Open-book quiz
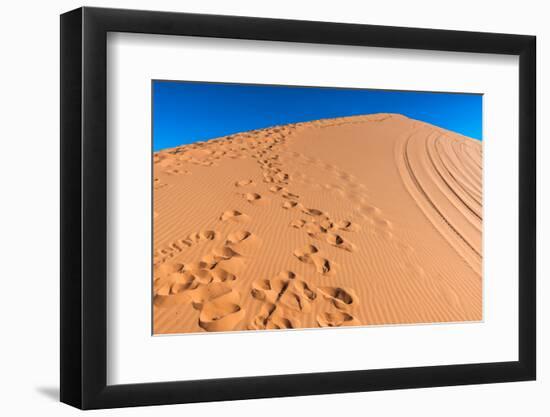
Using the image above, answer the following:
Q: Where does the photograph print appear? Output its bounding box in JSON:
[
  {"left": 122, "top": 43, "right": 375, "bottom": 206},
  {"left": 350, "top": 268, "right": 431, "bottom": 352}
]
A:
[{"left": 152, "top": 81, "right": 483, "bottom": 335}]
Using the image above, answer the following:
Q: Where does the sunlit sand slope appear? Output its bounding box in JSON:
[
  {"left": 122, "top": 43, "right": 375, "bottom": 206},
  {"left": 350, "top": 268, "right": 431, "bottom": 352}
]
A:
[{"left": 153, "top": 113, "right": 482, "bottom": 334}]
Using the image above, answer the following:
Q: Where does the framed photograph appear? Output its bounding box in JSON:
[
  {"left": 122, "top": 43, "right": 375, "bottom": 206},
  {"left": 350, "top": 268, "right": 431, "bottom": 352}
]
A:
[{"left": 60, "top": 6, "right": 536, "bottom": 409}]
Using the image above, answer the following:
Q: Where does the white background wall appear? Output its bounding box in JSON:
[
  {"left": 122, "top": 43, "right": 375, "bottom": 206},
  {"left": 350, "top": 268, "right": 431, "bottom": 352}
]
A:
[{"left": 0, "top": 0, "right": 545, "bottom": 415}]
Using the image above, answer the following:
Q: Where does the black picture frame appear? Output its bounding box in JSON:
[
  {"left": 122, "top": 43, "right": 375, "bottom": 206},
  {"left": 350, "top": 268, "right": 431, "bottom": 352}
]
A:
[{"left": 60, "top": 6, "right": 536, "bottom": 410}]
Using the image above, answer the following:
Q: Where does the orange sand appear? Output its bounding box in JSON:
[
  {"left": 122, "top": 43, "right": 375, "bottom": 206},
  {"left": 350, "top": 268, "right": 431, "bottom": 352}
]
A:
[{"left": 153, "top": 114, "right": 482, "bottom": 334}]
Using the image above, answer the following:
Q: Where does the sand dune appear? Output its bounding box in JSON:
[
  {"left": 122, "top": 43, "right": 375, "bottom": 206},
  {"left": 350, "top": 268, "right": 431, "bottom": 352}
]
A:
[{"left": 153, "top": 113, "right": 482, "bottom": 334}]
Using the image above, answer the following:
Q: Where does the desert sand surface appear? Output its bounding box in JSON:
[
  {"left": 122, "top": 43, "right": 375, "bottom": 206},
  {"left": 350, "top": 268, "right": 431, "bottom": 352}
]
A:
[{"left": 153, "top": 113, "right": 482, "bottom": 334}]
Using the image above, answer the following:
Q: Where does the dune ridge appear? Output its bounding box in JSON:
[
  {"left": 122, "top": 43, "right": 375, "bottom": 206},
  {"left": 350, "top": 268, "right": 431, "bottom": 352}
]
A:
[{"left": 153, "top": 113, "right": 482, "bottom": 334}]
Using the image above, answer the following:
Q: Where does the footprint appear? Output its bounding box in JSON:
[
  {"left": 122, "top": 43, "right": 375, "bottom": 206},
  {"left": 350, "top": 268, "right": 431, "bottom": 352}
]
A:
[
  {"left": 243, "top": 193, "right": 267, "bottom": 205},
  {"left": 293, "top": 245, "right": 334, "bottom": 276},
  {"left": 249, "top": 274, "right": 317, "bottom": 329},
  {"left": 250, "top": 279, "right": 273, "bottom": 299},
  {"left": 194, "top": 239, "right": 244, "bottom": 274},
  {"left": 317, "top": 311, "right": 356, "bottom": 327},
  {"left": 301, "top": 207, "right": 326, "bottom": 217},
  {"left": 166, "top": 168, "right": 190, "bottom": 175},
  {"left": 293, "top": 244, "right": 319, "bottom": 262},
  {"left": 282, "top": 200, "right": 299, "bottom": 209},
  {"left": 212, "top": 246, "right": 240, "bottom": 261},
  {"left": 194, "top": 245, "right": 245, "bottom": 276},
  {"left": 278, "top": 282, "right": 317, "bottom": 313},
  {"left": 374, "top": 218, "right": 393, "bottom": 230},
  {"left": 193, "top": 269, "right": 215, "bottom": 285},
  {"left": 347, "top": 192, "right": 367, "bottom": 204},
  {"left": 290, "top": 219, "right": 306, "bottom": 229},
  {"left": 275, "top": 172, "right": 290, "bottom": 183},
  {"left": 276, "top": 270, "right": 299, "bottom": 280},
  {"left": 156, "top": 259, "right": 246, "bottom": 299},
  {"left": 337, "top": 172, "right": 357, "bottom": 182},
  {"left": 198, "top": 299, "right": 245, "bottom": 332},
  {"left": 225, "top": 231, "right": 259, "bottom": 255},
  {"left": 169, "top": 271, "right": 200, "bottom": 294},
  {"left": 310, "top": 256, "right": 333, "bottom": 276},
  {"left": 269, "top": 185, "right": 285, "bottom": 193},
  {"left": 226, "top": 230, "right": 252, "bottom": 245},
  {"left": 249, "top": 302, "right": 299, "bottom": 330},
  {"left": 289, "top": 280, "right": 317, "bottom": 304},
  {"left": 281, "top": 191, "right": 300, "bottom": 200},
  {"left": 303, "top": 223, "right": 327, "bottom": 239},
  {"left": 186, "top": 282, "right": 237, "bottom": 309},
  {"left": 318, "top": 286, "right": 358, "bottom": 311},
  {"left": 318, "top": 218, "right": 334, "bottom": 230},
  {"left": 153, "top": 178, "right": 169, "bottom": 190},
  {"left": 334, "top": 220, "right": 360, "bottom": 232},
  {"left": 183, "top": 284, "right": 245, "bottom": 332},
  {"left": 213, "top": 254, "right": 246, "bottom": 275},
  {"left": 153, "top": 263, "right": 187, "bottom": 296},
  {"left": 326, "top": 233, "right": 356, "bottom": 252},
  {"left": 234, "top": 179, "right": 256, "bottom": 187},
  {"left": 154, "top": 262, "right": 184, "bottom": 277},
  {"left": 220, "top": 210, "right": 250, "bottom": 223},
  {"left": 359, "top": 205, "right": 381, "bottom": 217},
  {"left": 211, "top": 268, "right": 237, "bottom": 283},
  {"left": 185, "top": 259, "right": 216, "bottom": 272},
  {"left": 187, "top": 230, "right": 217, "bottom": 243},
  {"left": 153, "top": 237, "right": 197, "bottom": 264}
]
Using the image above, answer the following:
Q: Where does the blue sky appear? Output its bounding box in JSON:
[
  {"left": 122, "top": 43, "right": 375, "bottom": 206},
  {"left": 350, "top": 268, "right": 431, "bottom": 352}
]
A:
[{"left": 152, "top": 81, "right": 482, "bottom": 151}]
